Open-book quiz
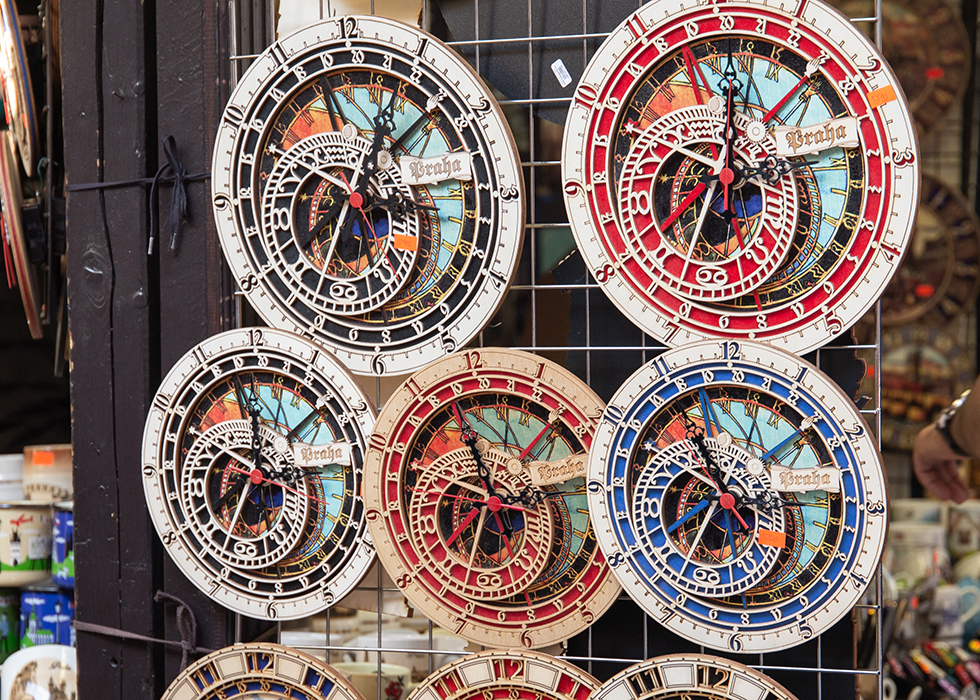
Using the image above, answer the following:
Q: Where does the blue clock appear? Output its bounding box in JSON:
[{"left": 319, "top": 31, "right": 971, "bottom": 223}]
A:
[{"left": 587, "top": 339, "right": 887, "bottom": 652}]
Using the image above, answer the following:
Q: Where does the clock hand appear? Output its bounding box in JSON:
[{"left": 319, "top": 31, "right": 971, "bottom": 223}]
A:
[
  {"left": 689, "top": 428, "right": 750, "bottom": 529},
  {"left": 284, "top": 396, "right": 331, "bottom": 443},
  {"left": 408, "top": 487, "right": 525, "bottom": 511},
  {"left": 661, "top": 181, "right": 708, "bottom": 230},
  {"left": 225, "top": 479, "right": 255, "bottom": 536},
  {"left": 295, "top": 189, "right": 347, "bottom": 250},
  {"left": 677, "top": 181, "right": 719, "bottom": 281},
  {"left": 389, "top": 92, "right": 445, "bottom": 154},
  {"left": 741, "top": 156, "right": 818, "bottom": 184},
  {"left": 680, "top": 45, "right": 720, "bottom": 161},
  {"left": 761, "top": 55, "right": 825, "bottom": 123},
  {"left": 518, "top": 421, "right": 553, "bottom": 461},
  {"left": 721, "top": 37, "right": 740, "bottom": 214},
  {"left": 224, "top": 463, "right": 330, "bottom": 507},
  {"left": 666, "top": 499, "right": 710, "bottom": 535},
  {"left": 678, "top": 500, "right": 719, "bottom": 577},
  {"left": 445, "top": 506, "right": 482, "bottom": 547},
  {"left": 463, "top": 432, "right": 500, "bottom": 499},
  {"left": 215, "top": 473, "right": 249, "bottom": 510},
  {"left": 759, "top": 415, "right": 818, "bottom": 462}
]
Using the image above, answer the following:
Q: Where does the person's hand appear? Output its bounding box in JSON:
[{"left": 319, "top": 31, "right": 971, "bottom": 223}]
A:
[{"left": 912, "top": 423, "right": 971, "bottom": 503}]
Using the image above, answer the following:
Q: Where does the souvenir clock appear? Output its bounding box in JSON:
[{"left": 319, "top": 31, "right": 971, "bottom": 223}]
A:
[
  {"left": 829, "top": 0, "right": 971, "bottom": 136},
  {"left": 587, "top": 339, "right": 887, "bottom": 653},
  {"left": 878, "top": 173, "right": 980, "bottom": 329},
  {"left": 592, "top": 654, "right": 800, "bottom": 700},
  {"left": 212, "top": 16, "right": 524, "bottom": 376},
  {"left": 562, "top": 0, "right": 918, "bottom": 354},
  {"left": 407, "top": 649, "right": 600, "bottom": 700},
  {"left": 0, "top": 133, "right": 40, "bottom": 338},
  {"left": 159, "top": 643, "right": 365, "bottom": 700},
  {"left": 873, "top": 325, "right": 974, "bottom": 451},
  {"left": 363, "top": 348, "right": 620, "bottom": 648},
  {"left": 141, "top": 327, "right": 376, "bottom": 620},
  {"left": 0, "top": 0, "right": 38, "bottom": 175}
]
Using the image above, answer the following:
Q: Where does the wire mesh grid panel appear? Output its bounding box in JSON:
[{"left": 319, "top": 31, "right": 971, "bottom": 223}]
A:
[{"left": 215, "top": 1, "right": 944, "bottom": 699}]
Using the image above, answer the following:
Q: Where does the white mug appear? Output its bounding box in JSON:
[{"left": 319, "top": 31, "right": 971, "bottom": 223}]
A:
[{"left": 931, "top": 583, "right": 980, "bottom": 642}]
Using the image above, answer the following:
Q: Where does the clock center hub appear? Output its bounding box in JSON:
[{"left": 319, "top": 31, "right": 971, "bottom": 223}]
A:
[
  {"left": 249, "top": 468, "right": 264, "bottom": 485},
  {"left": 486, "top": 495, "right": 503, "bottom": 512},
  {"left": 349, "top": 192, "right": 364, "bottom": 210},
  {"left": 719, "top": 492, "right": 736, "bottom": 510}
]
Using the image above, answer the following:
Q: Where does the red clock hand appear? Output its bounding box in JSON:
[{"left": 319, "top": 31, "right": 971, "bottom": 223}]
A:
[
  {"left": 661, "top": 182, "right": 708, "bottom": 229},
  {"left": 225, "top": 464, "right": 329, "bottom": 507},
  {"left": 409, "top": 488, "right": 526, "bottom": 511},
  {"left": 518, "top": 422, "right": 553, "bottom": 461},
  {"left": 446, "top": 506, "right": 482, "bottom": 547},
  {"left": 761, "top": 56, "right": 824, "bottom": 123}
]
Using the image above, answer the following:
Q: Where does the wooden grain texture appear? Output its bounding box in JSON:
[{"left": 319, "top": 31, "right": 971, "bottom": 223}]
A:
[
  {"left": 62, "top": 0, "right": 157, "bottom": 697},
  {"left": 153, "top": 0, "right": 238, "bottom": 681}
]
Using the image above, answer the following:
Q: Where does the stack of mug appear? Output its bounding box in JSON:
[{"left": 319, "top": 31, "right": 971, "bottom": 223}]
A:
[{"left": 0, "top": 444, "right": 74, "bottom": 669}]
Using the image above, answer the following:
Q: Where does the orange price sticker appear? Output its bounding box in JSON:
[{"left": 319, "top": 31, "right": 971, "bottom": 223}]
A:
[
  {"left": 393, "top": 234, "right": 418, "bottom": 252},
  {"left": 758, "top": 528, "right": 787, "bottom": 548},
  {"left": 32, "top": 450, "right": 55, "bottom": 466},
  {"left": 867, "top": 85, "right": 897, "bottom": 108}
]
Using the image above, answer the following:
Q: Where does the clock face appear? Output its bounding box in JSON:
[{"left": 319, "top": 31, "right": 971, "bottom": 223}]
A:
[
  {"left": 871, "top": 325, "right": 974, "bottom": 451},
  {"left": 0, "top": 133, "right": 40, "bottom": 339},
  {"left": 587, "top": 339, "right": 887, "bottom": 653},
  {"left": 878, "top": 173, "right": 980, "bottom": 328},
  {"left": 829, "top": 0, "right": 971, "bottom": 136},
  {"left": 141, "top": 327, "right": 377, "bottom": 620},
  {"left": 363, "top": 348, "right": 620, "bottom": 648},
  {"left": 562, "top": 0, "right": 918, "bottom": 354},
  {"left": 160, "top": 643, "right": 366, "bottom": 700},
  {"left": 212, "top": 15, "right": 524, "bottom": 376},
  {"left": 407, "top": 649, "right": 600, "bottom": 700},
  {"left": 592, "top": 654, "right": 799, "bottom": 700},
  {"left": 0, "top": 0, "right": 38, "bottom": 175}
]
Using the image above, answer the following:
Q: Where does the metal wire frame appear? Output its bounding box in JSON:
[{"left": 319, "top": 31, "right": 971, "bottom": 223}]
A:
[{"left": 217, "top": 1, "right": 980, "bottom": 698}]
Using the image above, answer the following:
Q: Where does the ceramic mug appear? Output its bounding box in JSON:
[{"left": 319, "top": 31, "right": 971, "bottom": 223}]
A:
[
  {"left": 332, "top": 662, "right": 410, "bottom": 700},
  {"left": 885, "top": 522, "right": 949, "bottom": 588},
  {"left": 0, "top": 643, "right": 76, "bottom": 700}
]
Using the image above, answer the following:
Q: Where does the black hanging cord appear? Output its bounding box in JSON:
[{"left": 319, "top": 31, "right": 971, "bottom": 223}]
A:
[{"left": 65, "top": 134, "right": 209, "bottom": 255}]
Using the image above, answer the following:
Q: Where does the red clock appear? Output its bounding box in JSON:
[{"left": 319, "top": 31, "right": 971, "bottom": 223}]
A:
[{"left": 362, "top": 348, "right": 620, "bottom": 649}]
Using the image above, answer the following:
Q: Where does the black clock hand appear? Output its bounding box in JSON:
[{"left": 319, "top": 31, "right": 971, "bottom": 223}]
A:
[
  {"left": 295, "top": 189, "right": 348, "bottom": 250},
  {"left": 389, "top": 92, "right": 444, "bottom": 154},
  {"left": 688, "top": 426, "right": 751, "bottom": 529},
  {"left": 741, "top": 156, "right": 817, "bottom": 184}
]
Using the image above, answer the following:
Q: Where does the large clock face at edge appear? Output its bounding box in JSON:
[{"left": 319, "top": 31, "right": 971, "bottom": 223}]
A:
[
  {"left": 562, "top": 0, "right": 918, "bottom": 354},
  {"left": 141, "top": 327, "right": 377, "bottom": 620},
  {"left": 587, "top": 339, "right": 887, "bottom": 653},
  {"left": 212, "top": 15, "right": 525, "bottom": 376}
]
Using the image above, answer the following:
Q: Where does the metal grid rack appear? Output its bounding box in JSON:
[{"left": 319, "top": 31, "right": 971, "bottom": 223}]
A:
[{"left": 218, "top": 1, "right": 978, "bottom": 698}]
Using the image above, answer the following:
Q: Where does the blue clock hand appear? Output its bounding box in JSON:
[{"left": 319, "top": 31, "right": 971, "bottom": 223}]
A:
[{"left": 666, "top": 499, "right": 710, "bottom": 535}]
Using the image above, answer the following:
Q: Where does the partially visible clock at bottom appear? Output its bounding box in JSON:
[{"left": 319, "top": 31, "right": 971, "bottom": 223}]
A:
[
  {"left": 591, "top": 655, "right": 800, "bottom": 700},
  {"left": 159, "top": 643, "right": 366, "bottom": 700}
]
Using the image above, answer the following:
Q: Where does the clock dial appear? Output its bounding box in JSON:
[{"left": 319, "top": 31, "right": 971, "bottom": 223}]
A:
[
  {"left": 0, "top": 133, "right": 41, "bottom": 338},
  {"left": 872, "top": 325, "right": 974, "bottom": 451},
  {"left": 213, "top": 15, "right": 524, "bottom": 375},
  {"left": 878, "top": 173, "right": 980, "bottom": 328},
  {"left": 0, "top": 0, "right": 38, "bottom": 175},
  {"left": 363, "top": 348, "right": 620, "bottom": 648},
  {"left": 141, "top": 327, "right": 377, "bottom": 620},
  {"left": 587, "top": 339, "right": 887, "bottom": 652},
  {"left": 829, "top": 0, "right": 971, "bottom": 136},
  {"left": 407, "top": 649, "right": 600, "bottom": 700},
  {"left": 592, "top": 654, "right": 800, "bottom": 700},
  {"left": 562, "top": 0, "right": 918, "bottom": 354},
  {"left": 159, "top": 642, "right": 366, "bottom": 700}
]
